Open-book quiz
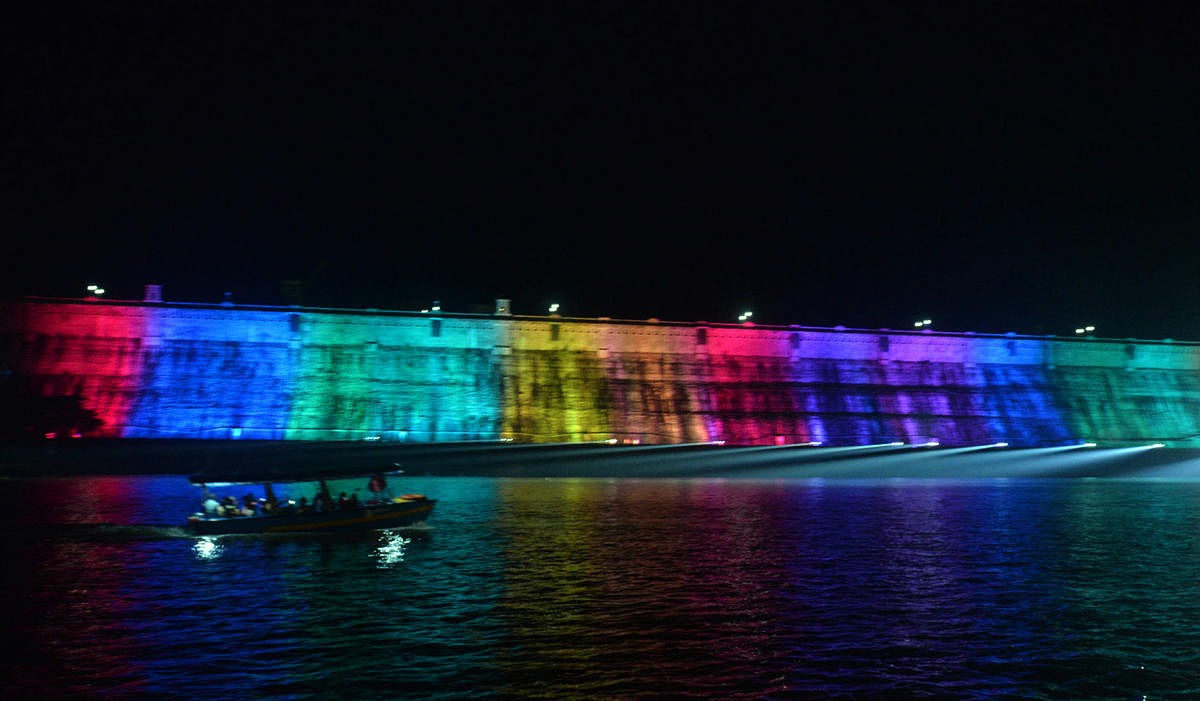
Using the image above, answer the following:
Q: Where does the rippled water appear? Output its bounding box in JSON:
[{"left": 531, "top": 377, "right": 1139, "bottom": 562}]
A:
[{"left": 2, "top": 475, "right": 1200, "bottom": 699}]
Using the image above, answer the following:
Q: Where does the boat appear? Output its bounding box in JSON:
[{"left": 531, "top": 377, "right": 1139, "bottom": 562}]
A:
[{"left": 185, "top": 470, "right": 435, "bottom": 535}]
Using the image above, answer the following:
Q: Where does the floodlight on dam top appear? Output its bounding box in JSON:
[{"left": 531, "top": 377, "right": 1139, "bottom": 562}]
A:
[
  {"left": 86, "top": 284, "right": 105, "bottom": 296},
  {"left": 738, "top": 311, "right": 753, "bottom": 322},
  {"left": 1075, "top": 325, "right": 1096, "bottom": 335},
  {"left": 549, "top": 303, "right": 560, "bottom": 313},
  {"left": 914, "top": 319, "right": 932, "bottom": 328}
]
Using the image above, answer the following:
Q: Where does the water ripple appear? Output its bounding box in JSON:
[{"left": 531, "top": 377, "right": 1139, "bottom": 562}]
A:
[{"left": 2, "top": 477, "right": 1200, "bottom": 698}]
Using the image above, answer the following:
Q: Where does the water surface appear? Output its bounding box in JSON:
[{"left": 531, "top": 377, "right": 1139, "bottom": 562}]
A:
[{"left": 2, "top": 475, "right": 1199, "bottom": 699}]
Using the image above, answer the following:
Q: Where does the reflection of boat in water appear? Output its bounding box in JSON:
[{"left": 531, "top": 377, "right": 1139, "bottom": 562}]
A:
[{"left": 185, "top": 470, "right": 435, "bottom": 536}]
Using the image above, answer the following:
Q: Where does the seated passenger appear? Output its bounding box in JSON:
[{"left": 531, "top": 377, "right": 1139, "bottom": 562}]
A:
[
  {"left": 203, "top": 494, "right": 221, "bottom": 516},
  {"left": 368, "top": 473, "right": 387, "bottom": 502},
  {"left": 338, "top": 492, "right": 350, "bottom": 510},
  {"left": 297, "top": 496, "right": 310, "bottom": 514},
  {"left": 348, "top": 492, "right": 360, "bottom": 510}
]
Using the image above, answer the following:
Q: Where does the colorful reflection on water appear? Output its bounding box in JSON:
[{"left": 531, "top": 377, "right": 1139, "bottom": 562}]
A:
[{"left": 1, "top": 475, "right": 1199, "bottom": 698}]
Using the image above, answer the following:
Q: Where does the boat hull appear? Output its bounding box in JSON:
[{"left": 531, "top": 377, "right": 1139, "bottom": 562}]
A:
[{"left": 188, "top": 499, "right": 436, "bottom": 535}]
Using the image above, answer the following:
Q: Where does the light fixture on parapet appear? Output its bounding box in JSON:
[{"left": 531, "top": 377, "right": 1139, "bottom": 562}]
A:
[
  {"left": 706, "top": 443, "right": 914, "bottom": 478},
  {"left": 772, "top": 436, "right": 823, "bottom": 446},
  {"left": 1074, "top": 325, "right": 1096, "bottom": 335},
  {"left": 967, "top": 442, "right": 1009, "bottom": 450},
  {"left": 738, "top": 310, "right": 753, "bottom": 322},
  {"left": 86, "top": 284, "right": 105, "bottom": 296},
  {"left": 936, "top": 441, "right": 1012, "bottom": 455},
  {"left": 1111, "top": 442, "right": 1168, "bottom": 451},
  {"left": 913, "top": 319, "right": 932, "bottom": 328},
  {"left": 1020, "top": 443, "right": 1096, "bottom": 453},
  {"left": 817, "top": 442, "right": 909, "bottom": 452},
  {"left": 612, "top": 440, "right": 721, "bottom": 452},
  {"left": 746, "top": 441, "right": 901, "bottom": 455},
  {"left": 549, "top": 303, "right": 560, "bottom": 314}
]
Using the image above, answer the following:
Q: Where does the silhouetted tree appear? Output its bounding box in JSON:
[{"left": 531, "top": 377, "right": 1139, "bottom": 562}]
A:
[{"left": 0, "top": 373, "right": 103, "bottom": 440}]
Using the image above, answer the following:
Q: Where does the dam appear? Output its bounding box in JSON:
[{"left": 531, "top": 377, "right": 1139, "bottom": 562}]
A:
[{"left": 3, "top": 295, "right": 1200, "bottom": 448}]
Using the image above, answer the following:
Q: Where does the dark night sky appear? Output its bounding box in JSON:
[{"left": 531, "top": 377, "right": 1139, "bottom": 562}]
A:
[{"left": 5, "top": 2, "right": 1200, "bottom": 339}]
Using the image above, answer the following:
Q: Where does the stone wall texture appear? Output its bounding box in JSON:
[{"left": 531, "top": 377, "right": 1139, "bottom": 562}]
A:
[{"left": 4, "top": 299, "right": 1200, "bottom": 446}]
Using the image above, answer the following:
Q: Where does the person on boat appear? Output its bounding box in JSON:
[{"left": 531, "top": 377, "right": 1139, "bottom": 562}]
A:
[
  {"left": 203, "top": 493, "right": 221, "bottom": 516},
  {"left": 348, "top": 491, "right": 360, "bottom": 510},
  {"left": 338, "top": 492, "right": 350, "bottom": 510},
  {"left": 242, "top": 494, "right": 258, "bottom": 516},
  {"left": 312, "top": 491, "right": 328, "bottom": 512},
  {"left": 222, "top": 496, "right": 240, "bottom": 517},
  {"left": 297, "top": 496, "right": 310, "bottom": 514},
  {"left": 368, "top": 473, "right": 387, "bottom": 502}
]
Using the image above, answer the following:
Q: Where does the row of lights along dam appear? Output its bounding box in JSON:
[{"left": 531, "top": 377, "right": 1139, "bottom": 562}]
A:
[{"left": 81, "top": 284, "right": 1118, "bottom": 339}]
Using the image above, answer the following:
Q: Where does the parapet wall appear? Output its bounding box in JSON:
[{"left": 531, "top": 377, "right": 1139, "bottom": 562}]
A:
[{"left": 3, "top": 299, "right": 1199, "bottom": 446}]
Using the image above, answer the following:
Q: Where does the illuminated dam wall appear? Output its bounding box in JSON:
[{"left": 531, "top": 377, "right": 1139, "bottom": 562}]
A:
[{"left": 3, "top": 298, "right": 1200, "bottom": 447}]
